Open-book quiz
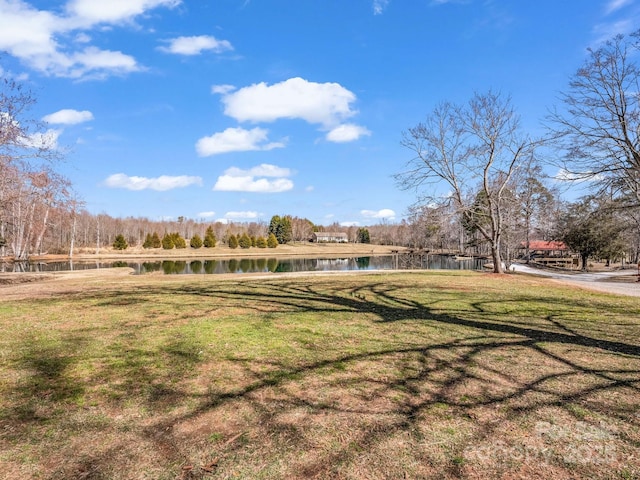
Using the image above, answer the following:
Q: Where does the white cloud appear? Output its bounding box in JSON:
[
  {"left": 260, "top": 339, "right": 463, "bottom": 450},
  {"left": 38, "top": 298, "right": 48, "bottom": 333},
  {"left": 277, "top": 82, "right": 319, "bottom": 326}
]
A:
[
  {"left": 74, "top": 32, "right": 91, "bottom": 43},
  {"left": 605, "top": 0, "right": 633, "bottom": 14},
  {"left": 214, "top": 176, "right": 293, "bottom": 193},
  {"left": 197, "top": 211, "right": 216, "bottom": 218},
  {"left": 220, "top": 77, "right": 358, "bottom": 127},
  {"left": 305, "top": 185, "right": 314, "bottom": 192},
  {"left": 591, "top": 19, "right": 635, "bottom": 47},
  {"left": 373, "top": 0, "right": 389, "bottom": 15},
  {"left": 326, "top": 123, "right": 371, "bottom": 143},
  {"left": 224, "top": 164, "right": 292, "bottom": 178},
  {"left": 43, "top": 109, "right": 94, "bottom": 125},
  {"left": 22, "top": 128, "right": 62, "bottom": 150},
  {"left": 211, "top": 84, "right": 236, "bottom": 95},
  {"left": 361, "top": 208, "right": 396, "bottom": 220},
  {"left": 213, "top": 163, "right": 294, "bottom": 193},
  {"left": 553, "top": 168, "right": 601, "bottom": 183},
  {"left": 0, "top": 0, "right": 178, "bottom": 79},
  {"left": 340, "top": 221, "right": 360, "bottom": 227},
  {"left": 65, "top": 0, "right": 180, "bottom": 24},
  {"left": 104, "top": 173, "right": 203, "bottom": 191},
  {"left": 158, "top": 35, "right": 233, "bottom": 55},
  {"left": 224, "top": 211, "right": 259, "bottom": 219},
  {"left": 196, "top": 126, "right": 286, "bottom": 156},
  {"left": 0, "top": 2, "right": 62, "bottom": 72},
  {"left": 70, "top": 47, "right": 139, "bottom": 77}
]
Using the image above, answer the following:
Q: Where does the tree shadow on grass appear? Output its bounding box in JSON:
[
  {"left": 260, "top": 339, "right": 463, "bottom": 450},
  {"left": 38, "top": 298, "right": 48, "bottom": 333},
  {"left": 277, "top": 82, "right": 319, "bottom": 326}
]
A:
[
  {"left": 4, "top": 275, "right": 640, "bottom": 479},
  {"left": 8, "top": 334, "right": 88, "bottom": 424},
  {"left": 101, "top": 278, "right": 637, "bottom": 478}
]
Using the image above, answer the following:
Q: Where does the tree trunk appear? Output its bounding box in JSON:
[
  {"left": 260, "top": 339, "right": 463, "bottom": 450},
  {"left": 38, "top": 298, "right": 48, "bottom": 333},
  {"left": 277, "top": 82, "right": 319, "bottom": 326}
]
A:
[
  {"left": 34, "top": 207, "right": 50, "bottom": 255},
  {"left": 70, "top": 214, "right": 77, "bottom": 259},
  {"left": 491, "top": 244, "right": 504, "bottom": 274},
  {"left": 96, "top": 217, "right": 101, "bottom": 254}
]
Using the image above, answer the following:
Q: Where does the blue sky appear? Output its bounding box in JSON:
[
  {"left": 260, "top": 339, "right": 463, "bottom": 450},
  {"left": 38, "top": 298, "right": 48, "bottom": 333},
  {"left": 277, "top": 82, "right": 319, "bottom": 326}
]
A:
[{"left": 1, "top": 0, "right": 637, "bottom": 226}]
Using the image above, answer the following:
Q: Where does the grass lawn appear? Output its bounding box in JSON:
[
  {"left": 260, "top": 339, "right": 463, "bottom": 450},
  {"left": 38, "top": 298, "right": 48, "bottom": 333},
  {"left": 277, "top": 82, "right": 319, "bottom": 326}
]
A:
[{"left": 0, "top": 270, "right": 639, "bottom": 479}]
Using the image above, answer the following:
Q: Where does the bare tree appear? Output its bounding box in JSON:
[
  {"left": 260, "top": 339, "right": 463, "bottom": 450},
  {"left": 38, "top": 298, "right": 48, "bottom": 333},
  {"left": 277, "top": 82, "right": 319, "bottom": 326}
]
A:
[
  {"left": 548, "top": 30, "right": 640, "bottom": 206},
  {"left": 513, "top": 158, "right": 557, "bottom": 262},
  {"left": 397, "top": 91, "right": 539, "bottom": 273},
  {"left": 290, "top": 216, "right": 314, "bottom": 242},
  {"left": 1, "top": 74, "right": 72, "bottom": 260}
]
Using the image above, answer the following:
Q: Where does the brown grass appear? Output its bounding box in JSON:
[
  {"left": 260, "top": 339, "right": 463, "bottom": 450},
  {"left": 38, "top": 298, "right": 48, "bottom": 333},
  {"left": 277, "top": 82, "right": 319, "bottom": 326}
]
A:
[{"left": 0, "top": 270, "right": 638, "bottom": 479}]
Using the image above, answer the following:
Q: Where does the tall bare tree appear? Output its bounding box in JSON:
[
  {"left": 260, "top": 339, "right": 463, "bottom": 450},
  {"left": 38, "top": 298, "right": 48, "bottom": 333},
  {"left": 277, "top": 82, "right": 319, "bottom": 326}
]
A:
[
  {"left": 398, "top": 91, "right": 539, "bottom": 273},
  {"left": 1, "top": 73, "right": 70, "bottom": 260},
  {"left": 514, "top": 159, "right": 557, "bottom": 261},
  {"left": 548, "top": 30, "right": 640, "bottom": 206}
]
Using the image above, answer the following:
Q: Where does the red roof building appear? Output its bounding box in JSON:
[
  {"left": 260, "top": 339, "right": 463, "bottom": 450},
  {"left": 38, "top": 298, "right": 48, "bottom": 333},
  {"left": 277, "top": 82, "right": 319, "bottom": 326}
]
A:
[{"left": 524, "top": 240, "right": 567, "bottom": 252}]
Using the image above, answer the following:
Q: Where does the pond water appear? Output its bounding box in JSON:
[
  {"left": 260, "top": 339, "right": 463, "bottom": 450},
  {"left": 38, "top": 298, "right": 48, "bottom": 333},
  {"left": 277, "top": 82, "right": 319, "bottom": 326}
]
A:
[{"left": 2, "top": 254, "right": 488, "bottom": 274}]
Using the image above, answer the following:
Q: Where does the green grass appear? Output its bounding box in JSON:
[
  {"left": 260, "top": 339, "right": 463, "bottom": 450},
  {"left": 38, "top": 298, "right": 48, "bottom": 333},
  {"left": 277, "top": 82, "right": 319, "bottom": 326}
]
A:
[{"left": 0, "top": 270, "right": 639, "bottom": 479}]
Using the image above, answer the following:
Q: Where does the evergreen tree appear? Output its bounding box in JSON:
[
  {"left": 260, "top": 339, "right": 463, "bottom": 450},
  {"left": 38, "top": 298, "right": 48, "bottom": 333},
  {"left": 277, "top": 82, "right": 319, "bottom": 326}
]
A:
[
  {"left": 113, "top": 234, "right": 128, "bottom": 250},
  {"left": 228, "top": 234, "right": 238, "bottom": 249},
  {"left": 190, "top": 234, "right": 203, "bottom": 249},
  {"left": 151, "top": 232, "right": 162, "bottom": 248},
  {"left": 142, "top": 233, "right": 153, "bottom": 249},
  {"left": 256, "top": 236, "right": 267, "bottom": 248},
  {"left": 162, "top": 233, "right": 174, "bottom": 249},
  {"left": 267, "top": 233, "right": 278, "bottom": 248},
  {"left": 238, "top": 233, "right": 252, "bottom": 249},
  {"left": 268, "top": 215, "right": 292, "bottom": 244},
  {"left": 356, "top": 228, "right": 371, "bottom": 244},
  {"left": 268, "top": 215, "right": 281, "bottom": 238},
  {"left": 279, "top": 215, "right": 293, "bottom": 243},
  {"left": 171, "top": 232, "right": 187, "bottom": 249},
  {"left": 203, "top": 226, "right": 217, "bottom": 248}
]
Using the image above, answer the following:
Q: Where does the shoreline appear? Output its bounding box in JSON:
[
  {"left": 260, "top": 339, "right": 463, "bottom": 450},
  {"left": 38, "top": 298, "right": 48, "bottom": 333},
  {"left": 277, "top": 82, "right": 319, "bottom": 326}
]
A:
[{"left": 2, "top": 243, "right": 407, "bottom": 263}]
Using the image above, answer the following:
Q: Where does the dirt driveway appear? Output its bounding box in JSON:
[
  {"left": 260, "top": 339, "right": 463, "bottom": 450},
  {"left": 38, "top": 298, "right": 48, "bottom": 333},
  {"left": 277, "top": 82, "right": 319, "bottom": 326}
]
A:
[{"left": 511, "top": 263, "right": 640, "bottom": 297}]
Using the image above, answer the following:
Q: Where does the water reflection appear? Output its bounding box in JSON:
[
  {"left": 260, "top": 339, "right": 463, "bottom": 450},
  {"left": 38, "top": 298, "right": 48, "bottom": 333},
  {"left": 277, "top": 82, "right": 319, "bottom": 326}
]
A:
[{"left": 1, "top": 254, "right": 488, "bottom": 275}]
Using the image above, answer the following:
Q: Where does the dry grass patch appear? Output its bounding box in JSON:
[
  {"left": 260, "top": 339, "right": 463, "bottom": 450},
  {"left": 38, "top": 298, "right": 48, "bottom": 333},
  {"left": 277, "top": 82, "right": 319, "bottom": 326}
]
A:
[{"left": 0, "top": 270, "right": 639, "bottom": 479}]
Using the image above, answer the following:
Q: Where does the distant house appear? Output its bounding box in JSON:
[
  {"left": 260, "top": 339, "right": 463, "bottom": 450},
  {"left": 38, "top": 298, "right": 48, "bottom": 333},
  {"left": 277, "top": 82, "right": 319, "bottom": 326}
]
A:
[{"left": 311, "top": 232, "right": 348, "bottom": 243}]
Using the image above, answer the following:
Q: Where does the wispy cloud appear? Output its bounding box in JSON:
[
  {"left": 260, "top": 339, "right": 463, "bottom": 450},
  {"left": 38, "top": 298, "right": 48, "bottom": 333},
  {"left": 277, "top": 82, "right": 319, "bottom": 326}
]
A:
[
  {"left": 592, "top": 0, "right": 638, "bottom": 44},
  {"left": 592, "top": 19, "right": 635, "bottom": 44},
  {"left": 605, "top": 0, "right": 633, "bottom": 14},
  {"left": 197, "top": 211, "right": 216, "bottom": 218},
  {"left": 224, "top": 211, "right": 260, "bottom": 219},
  {"left": 103, "top": 173, "right": 203, "bottom": 191},
  {"left": 553, "top": 168, "right": 602, "bottom": 183},
  {"left": 373, "top": 0, "right": 389, "bottom": 15}
]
